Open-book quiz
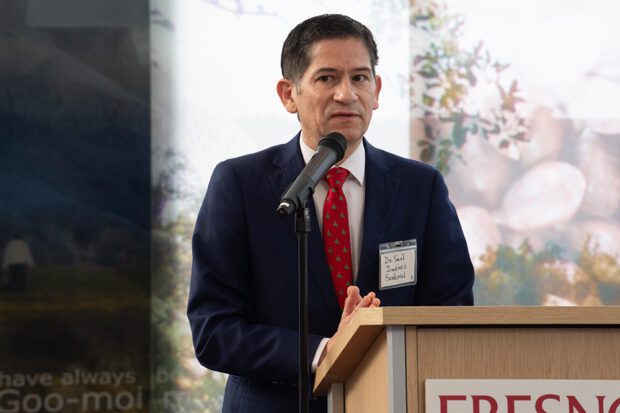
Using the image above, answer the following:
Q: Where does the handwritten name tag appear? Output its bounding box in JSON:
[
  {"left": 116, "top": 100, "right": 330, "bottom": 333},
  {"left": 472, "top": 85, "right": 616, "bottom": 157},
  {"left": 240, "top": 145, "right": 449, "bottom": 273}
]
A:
[{"left": 379, "top": 239, "right": 417, "bottom": 290}]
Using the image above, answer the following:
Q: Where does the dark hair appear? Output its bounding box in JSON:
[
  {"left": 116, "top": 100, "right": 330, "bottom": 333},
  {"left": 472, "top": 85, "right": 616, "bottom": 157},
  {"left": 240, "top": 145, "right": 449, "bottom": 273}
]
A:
[{"left": 280, "top": 14, "right": 379, "bottom": 83}]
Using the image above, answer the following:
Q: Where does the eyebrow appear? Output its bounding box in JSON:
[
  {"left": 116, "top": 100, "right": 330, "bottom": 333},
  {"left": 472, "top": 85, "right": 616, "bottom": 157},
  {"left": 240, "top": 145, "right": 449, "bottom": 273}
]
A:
[{"left": 312, "top": 67, "right": 372, "bottom": 76}]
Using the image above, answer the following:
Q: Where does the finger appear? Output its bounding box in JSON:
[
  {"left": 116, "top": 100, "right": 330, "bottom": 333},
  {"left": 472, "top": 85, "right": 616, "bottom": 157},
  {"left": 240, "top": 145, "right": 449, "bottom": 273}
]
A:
[
  {"left": 370, "top": 298, "right": 381, "bottom": 308},
  {"left": 359, "top": 291, "right": 376, "bottom": 308},
  {"left": 342, "top": 286, "right": 361, "bottom": 316},
  {"left": 348, "top": 285, "right": 362, "bottom": 301},
  {"left": 348, "top": 285, "right": 361, "bottom": 300}
]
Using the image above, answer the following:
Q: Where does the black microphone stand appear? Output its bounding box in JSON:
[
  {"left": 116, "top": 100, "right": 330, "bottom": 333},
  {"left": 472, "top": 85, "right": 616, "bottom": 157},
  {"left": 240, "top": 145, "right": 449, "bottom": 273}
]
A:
[
  {"left": 295, "top": 205, "right": 311, "bottom": 413},
  {"left": 276, "top": 133, "right": 346, "bottom": 412}
]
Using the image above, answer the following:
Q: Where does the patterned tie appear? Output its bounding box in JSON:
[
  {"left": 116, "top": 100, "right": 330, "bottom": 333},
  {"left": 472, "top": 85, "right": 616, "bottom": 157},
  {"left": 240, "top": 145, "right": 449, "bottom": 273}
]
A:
[{"left": 322, "top": 167, "right": 353, "bottom": 309}]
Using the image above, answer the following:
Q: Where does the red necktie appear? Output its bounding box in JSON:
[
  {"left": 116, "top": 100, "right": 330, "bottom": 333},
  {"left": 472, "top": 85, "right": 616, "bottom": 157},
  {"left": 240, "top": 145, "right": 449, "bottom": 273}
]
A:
[{"left": 322, "top": 167, "right": 353, "bottom": 309}]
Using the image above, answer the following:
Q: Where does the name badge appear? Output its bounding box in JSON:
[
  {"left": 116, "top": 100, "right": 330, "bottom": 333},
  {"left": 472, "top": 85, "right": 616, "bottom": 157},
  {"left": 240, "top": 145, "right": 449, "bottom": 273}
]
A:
[{"left": 379, "top": 239, "right": 417, "bottom": 290}]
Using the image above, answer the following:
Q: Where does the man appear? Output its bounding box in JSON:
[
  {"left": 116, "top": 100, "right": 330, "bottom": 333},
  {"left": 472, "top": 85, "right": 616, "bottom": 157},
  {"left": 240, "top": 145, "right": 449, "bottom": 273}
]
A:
[
  {"left": 2, "top": 233, "right": 35, "bottom": 292},
  {"left": 188, "top": 14, "right": 474, "bottom": 412}
]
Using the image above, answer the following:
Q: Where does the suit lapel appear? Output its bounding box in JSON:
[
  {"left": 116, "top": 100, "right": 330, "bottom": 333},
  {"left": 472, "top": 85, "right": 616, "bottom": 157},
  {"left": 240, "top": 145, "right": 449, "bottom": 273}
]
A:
[
  {"left": 356, "top": 141, "right": 400, "bottom": 292},
  {"left": 268, "top": 134, "right": 341, "bottom": 324}
]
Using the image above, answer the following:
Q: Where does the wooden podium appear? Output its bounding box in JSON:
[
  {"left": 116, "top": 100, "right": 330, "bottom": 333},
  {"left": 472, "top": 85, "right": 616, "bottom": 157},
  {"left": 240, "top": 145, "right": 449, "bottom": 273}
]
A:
[{"left": 313, "top": 306, "right": 620, "bottom": 413}]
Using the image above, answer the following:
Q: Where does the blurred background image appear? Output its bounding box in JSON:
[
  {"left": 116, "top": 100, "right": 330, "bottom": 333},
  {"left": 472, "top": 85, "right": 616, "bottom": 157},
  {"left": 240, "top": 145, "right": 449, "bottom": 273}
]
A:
[{"left": 1, "top": 0, "right": 149, "bottom": 411}]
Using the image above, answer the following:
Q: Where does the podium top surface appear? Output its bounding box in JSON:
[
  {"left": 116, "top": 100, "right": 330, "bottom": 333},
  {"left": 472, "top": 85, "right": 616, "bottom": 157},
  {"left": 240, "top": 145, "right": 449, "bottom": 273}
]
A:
[
  {"left": 349, "top": 305, "right": 620, "bottom": 326},
  {"left": 313, "top": 306, "right": 620, "bottom": 395}
]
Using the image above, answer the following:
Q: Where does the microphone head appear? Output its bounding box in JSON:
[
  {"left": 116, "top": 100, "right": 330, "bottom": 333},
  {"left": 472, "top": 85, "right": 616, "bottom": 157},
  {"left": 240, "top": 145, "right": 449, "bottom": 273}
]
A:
[{"left": 318, "top": 132, "right": 347, "bottom": 162}]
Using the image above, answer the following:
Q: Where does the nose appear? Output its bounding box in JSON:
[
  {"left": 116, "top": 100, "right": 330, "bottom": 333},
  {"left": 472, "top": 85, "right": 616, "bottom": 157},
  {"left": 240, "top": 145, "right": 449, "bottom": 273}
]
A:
[{"left": 333, "top": 78, "right": 358, "bottom": 103}]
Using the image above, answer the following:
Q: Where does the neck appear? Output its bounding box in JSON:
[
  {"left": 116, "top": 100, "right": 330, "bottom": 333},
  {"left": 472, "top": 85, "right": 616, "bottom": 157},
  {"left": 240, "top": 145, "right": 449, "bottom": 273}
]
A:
[
  {"left": 337, "top": 139, "right": 362, "bottom": 165},
  {"left": 300, "top": 133, "right": 363, "bottom": 164}
]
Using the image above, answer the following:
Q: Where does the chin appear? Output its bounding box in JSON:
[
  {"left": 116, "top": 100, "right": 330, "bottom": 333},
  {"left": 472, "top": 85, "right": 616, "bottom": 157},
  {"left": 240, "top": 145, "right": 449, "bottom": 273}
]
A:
[
  {"left": 340, "top": 131, "right": 365, "bottom": 145},
  {"left": 326, "top": 120, "right": 365, "bottom": 138}
]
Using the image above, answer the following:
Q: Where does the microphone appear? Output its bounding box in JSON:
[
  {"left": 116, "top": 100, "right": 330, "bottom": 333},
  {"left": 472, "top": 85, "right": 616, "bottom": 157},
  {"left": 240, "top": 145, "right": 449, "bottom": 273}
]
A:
[{"left": 276, "top": 132, "right": 347, "bottom": 216}]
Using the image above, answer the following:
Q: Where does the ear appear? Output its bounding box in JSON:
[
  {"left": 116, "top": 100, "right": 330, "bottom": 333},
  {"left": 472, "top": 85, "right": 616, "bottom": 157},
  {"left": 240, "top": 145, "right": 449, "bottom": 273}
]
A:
[
  {"left": 373, "top": 74, "right": 382, "bottom": 110},
  {"left": 276, "top": 78, "right": 298, "bottom": 113}
]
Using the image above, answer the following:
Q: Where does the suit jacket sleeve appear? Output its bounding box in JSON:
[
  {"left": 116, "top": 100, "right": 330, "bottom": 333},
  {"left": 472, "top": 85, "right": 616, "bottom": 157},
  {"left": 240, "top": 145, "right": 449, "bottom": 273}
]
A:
[
  {"left": 415, "top": 169, "right": 474, "bottom": 305},
  {"left": 187, "top": 161, "right": 324, "bottom": 383}
]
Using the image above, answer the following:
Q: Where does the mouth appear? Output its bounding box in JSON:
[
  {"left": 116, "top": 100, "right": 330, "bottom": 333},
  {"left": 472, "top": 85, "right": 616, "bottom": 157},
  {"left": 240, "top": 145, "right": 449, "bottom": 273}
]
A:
[{"left": 330, "top": 112, "right": 360, "bottom": 120}]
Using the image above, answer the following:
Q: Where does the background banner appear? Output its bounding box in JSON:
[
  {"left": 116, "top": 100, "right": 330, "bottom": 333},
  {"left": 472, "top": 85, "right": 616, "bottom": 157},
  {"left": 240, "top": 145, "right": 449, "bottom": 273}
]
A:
[{"left": 1, "top": 1, "right": 150, "bottom": 412}]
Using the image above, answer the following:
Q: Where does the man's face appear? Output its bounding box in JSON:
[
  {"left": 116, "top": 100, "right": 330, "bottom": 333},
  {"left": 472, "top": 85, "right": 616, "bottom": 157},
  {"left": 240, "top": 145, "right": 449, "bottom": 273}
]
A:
[{"left": 277, "top": 37, "right": 382, "bottom": 155}]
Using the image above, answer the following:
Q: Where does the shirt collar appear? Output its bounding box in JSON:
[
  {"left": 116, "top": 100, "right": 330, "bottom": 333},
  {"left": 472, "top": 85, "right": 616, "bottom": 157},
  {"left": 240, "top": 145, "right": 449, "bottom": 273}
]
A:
[{"left": 299, "top": 134, "right": 365, "bottom": 186}]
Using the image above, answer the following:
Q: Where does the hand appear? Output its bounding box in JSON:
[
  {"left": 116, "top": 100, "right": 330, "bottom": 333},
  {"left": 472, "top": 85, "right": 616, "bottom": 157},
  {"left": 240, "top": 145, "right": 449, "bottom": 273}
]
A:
[{"left": 323, "top": 286, "right": 380, "bottom": 358}]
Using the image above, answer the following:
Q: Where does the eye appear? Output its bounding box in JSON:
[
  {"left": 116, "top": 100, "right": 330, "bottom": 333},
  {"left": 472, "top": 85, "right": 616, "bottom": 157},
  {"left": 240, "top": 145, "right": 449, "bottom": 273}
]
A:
[
  {"left": 318, "top": 75, "right": 333, "bottom": 82},
  {"left": 353, "top": 74, "right": 369, "bottom": 82}
]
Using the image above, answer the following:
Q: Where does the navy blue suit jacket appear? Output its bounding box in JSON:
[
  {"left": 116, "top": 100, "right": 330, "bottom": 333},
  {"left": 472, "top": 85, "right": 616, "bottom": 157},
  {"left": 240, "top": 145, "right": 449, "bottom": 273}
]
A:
[{"left": 188, "top": 135, "right": 474, "bottom": 412}]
